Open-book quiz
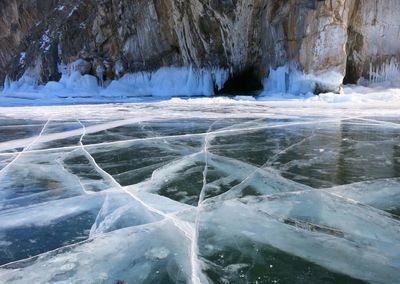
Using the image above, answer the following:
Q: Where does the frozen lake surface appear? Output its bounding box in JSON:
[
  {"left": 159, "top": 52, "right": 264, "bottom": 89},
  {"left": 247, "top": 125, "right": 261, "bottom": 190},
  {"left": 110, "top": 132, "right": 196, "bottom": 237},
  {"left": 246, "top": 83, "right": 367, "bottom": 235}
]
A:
[{"left": 0, "top": 99, "right": 399, "bottom": 283}]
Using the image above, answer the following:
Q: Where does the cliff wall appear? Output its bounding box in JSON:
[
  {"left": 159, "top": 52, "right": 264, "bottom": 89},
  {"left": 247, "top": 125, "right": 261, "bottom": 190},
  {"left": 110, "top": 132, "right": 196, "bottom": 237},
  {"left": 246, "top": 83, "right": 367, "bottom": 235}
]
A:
[{"left": 1, "top": 0, "right": 399, "bottom": 93}]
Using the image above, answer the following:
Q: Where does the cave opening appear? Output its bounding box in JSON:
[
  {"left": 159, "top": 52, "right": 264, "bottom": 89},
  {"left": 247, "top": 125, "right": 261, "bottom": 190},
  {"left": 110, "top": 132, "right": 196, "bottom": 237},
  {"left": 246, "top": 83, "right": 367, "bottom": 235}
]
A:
[
  {"left": 343, "top": 60, "right": 359, "bottom": 85},
  {"left": 216, "top": 67, "right": 264, "bottom": 95}
]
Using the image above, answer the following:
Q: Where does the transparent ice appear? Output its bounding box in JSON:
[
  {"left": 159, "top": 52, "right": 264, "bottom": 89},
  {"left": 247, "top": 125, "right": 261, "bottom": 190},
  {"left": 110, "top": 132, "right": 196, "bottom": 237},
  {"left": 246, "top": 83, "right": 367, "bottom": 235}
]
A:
[{"left": 0, "top": 100, "right": 399, "bottom": 284}]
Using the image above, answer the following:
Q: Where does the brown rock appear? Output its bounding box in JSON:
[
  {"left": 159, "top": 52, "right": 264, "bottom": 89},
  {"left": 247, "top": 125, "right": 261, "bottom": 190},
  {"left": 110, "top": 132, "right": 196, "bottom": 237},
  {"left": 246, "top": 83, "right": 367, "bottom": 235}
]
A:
[{"left": 0, "top": 0, "right": 399, "bottom": 93}]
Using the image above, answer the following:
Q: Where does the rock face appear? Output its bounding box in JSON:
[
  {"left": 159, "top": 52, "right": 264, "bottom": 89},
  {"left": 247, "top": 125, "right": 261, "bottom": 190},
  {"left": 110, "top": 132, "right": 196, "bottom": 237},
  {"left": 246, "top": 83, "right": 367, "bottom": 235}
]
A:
[
  {"left": 1, "top": 0, "right": 400, "bottom": 93},
  {"left": 345, "top": 0, "right": 400, "bottom": 83}
]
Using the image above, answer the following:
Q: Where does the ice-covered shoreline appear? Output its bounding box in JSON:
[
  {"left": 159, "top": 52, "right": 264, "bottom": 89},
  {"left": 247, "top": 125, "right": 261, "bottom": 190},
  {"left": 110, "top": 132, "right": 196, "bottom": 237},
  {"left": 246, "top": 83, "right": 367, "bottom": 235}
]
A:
[
  {"left": 1, "top": 63, "right": 400, "bottom": 108},
  {"left": 1, "top": 84, "right": 400, "bottom": 110}
]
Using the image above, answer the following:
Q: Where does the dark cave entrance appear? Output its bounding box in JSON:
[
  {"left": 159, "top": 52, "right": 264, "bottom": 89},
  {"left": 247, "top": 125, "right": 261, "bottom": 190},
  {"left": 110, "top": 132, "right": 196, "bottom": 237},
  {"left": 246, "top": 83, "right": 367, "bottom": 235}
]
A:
[{"left": 216, "top": 67, "right": 264, "bottom": 95}]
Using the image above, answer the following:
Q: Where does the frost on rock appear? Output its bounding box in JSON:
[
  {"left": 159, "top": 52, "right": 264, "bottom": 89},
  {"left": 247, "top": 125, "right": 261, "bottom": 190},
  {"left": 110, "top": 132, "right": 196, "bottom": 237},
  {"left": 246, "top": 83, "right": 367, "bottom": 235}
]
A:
[{"left": 0, "top": 103, "right": 399, "bottom": 283}]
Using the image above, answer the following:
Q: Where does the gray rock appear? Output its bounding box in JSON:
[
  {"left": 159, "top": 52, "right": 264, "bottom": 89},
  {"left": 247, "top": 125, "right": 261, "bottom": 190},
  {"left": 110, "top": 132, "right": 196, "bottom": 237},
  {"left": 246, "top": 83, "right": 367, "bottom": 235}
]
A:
[{"left": 0, "top": 0, "right": 399, "bottom": 93}]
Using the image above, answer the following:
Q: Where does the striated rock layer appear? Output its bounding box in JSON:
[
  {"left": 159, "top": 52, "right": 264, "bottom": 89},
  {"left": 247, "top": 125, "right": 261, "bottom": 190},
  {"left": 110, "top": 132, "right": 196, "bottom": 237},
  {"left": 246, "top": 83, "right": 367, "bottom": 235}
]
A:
[{"left": 0, "top": 0, "right": 400, "bottom": 93}]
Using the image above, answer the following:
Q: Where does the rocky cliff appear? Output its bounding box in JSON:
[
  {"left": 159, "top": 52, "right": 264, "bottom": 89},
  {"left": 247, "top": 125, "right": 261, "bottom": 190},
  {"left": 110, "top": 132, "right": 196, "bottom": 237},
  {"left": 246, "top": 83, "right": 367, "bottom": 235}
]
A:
[{"left": 1, "top": 0, "right": 400, "bottom": 93}]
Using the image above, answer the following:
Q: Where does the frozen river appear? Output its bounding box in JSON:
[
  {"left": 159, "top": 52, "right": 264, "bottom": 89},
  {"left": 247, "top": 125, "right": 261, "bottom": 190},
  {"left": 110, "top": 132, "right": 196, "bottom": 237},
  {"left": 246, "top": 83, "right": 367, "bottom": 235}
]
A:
[{"left": 0, "top": 99, "right": 399, "bottom": 283}]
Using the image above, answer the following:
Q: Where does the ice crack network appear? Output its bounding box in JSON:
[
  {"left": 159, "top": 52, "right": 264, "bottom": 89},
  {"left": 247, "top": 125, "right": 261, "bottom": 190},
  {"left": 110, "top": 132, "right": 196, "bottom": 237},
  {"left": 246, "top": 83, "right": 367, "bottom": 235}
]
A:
[{"left": 0, "top": 101, "right": 399, "bottom": 283}]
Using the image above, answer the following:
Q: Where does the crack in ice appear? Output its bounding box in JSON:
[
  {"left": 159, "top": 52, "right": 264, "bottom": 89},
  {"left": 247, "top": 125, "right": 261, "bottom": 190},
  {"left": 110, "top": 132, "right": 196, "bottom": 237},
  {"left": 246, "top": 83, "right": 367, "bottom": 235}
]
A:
[
  {"left": 1, "top": 106, "right": 400, "bottom": 283},
  {"left": 0, "top": 119, "right": 51, "bottom": 178},
  {"left": 214, "top": 131, "right": 317, "bottom": 199},
  {"left": 76, "top": 120, "right": 204, "bottom": 283},
  {"left": 0, "top": 116, "right": 361, "bottom": 155},
  {"left": 190, "top": 121, "right": 217, "bottom": 284}
]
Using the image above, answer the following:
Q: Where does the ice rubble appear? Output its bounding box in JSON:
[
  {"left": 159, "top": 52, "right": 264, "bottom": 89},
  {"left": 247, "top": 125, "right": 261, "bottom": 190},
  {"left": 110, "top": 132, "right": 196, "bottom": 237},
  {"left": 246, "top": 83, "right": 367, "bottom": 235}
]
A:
[{"left": 0, "top": 106, "right": 399, "bottom": 283}]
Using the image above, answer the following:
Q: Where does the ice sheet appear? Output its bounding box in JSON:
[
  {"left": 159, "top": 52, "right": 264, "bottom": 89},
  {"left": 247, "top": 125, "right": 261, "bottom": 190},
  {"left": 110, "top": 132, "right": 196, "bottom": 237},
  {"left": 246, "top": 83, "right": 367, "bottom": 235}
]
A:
[{"left": 0, "top": 102, "right": 399, "bottom": 283}]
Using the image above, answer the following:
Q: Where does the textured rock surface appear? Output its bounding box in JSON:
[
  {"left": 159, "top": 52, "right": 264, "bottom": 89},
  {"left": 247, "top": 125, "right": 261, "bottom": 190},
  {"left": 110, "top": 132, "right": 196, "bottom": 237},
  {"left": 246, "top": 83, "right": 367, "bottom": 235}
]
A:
[
  {"left": 345, "top": 0, "right": 400, "bottom": 83},
  {"left": 0, "top": 0, "right": 399, "bottom": 92}
]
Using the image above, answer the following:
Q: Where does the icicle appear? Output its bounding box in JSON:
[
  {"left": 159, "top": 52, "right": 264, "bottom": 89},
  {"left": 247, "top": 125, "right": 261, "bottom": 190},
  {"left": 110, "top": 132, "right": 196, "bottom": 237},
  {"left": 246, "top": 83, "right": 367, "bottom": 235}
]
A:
[
  {"left": 369, "top": 62, "right": 373, "bottom": 82},
  {"left": 96, "top": 65, "right": 105, "bottom": 87},
  {"left": 368, "top": 58, "right": 400, "bottom": 84},
  {"left": 3, "top": 75, "right": 11, "bottom": 92}
]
